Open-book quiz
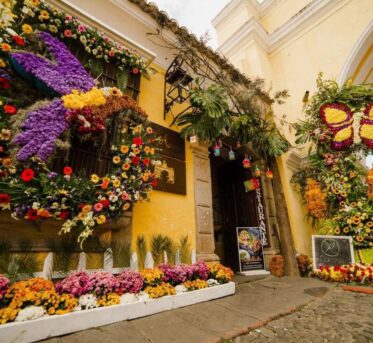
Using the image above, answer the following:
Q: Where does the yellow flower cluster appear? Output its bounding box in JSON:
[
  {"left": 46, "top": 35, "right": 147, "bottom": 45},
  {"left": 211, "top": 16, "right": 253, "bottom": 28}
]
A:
[
  {"left": 323, "top": 107, "right": 349, "bottom": 124},
  {"left": 140, "top": 268, "right": 164, "bottom": 286},
  {"left": 183, "top": 279, "right": 208, "bottom": 291},
  {"left": 97, "top": 293, "right": 120, "bottom": 307},
  {"left": 208, "top": 263, "right": 234, "bottom": 283},
  {"left": 0, "top": 278, "right": 77, "bottom": 324},
  {"left": 305, "top": 178, "right": 327, "bottom": 218},
  {"left": 144, "top": 283, "right": 175, "bottom": 299},
  {"left": 62, "top": 88, "right": 106, "bottom": 110},
  {"left": 367, "top": 167, "right": 373, "bottom": 199}
]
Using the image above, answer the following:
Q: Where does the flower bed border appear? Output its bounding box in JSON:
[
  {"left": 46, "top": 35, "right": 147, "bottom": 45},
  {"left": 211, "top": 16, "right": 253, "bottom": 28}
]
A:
[{"left": 1, "top": 282, "right": 235, "bottom": 343}]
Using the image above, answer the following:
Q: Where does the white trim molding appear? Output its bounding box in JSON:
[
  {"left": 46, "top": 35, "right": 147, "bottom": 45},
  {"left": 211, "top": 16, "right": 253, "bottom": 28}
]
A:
[
  {"left": 218, "top": 0, "right": 350, "bottom": 57},
  {"left": 286, "top": 150, "right": 309, "bottom": 172},
  {"left": 338, "top": 19, "right": 373, "bottom": 85}
]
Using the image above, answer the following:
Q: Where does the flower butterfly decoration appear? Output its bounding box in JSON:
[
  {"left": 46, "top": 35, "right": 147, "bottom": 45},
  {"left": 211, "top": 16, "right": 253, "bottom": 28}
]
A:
[{"left": 320, "top": 102, "right": 373, "bottom": 150}]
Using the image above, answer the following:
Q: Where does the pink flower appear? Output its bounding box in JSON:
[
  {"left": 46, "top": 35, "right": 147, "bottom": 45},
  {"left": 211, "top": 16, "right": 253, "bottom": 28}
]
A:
[
  {"left": 0, "top": 274, "right": 9, "bottom": 297},
  {"left": 64, "top": 29, "right": 72, "bottom": 38},
  {"left": 55, "top": 271, "right": 91, "bottom": 297},
  {"left": 65, "top": 15, "right": 72, "bottom": 21},
  {"left": 94, "top": 203, "right": 103, "bottom": 212},
  {"left": 77, "top": 24, "right": 86, "bottom": 32},
  {"left": 116, "top": 270, "right": 143, "bottom": 294}
]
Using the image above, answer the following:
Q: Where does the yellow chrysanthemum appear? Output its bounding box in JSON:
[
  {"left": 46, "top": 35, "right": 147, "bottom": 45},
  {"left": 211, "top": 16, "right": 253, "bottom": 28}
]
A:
[
  {"left": 38, "top": 10, "right": 50, "bottom": 20},
  {"left": 323, "top": 108, "right": 349, "bottom": 124},
  {"left": 334, "top": 127, "right": 352, "bottom": 142},
  {"left": 0, "top": 43, "right": 11, "bottom": 52},
  {"left": 21, "top": 24, "right": 33, "bottom": 34},
  {"left": 112, "top": 156, "right": 121, "bottom": 164},
  {"left": 82, "top": 205, "right": 92, "bottom": 214},
  {"left": 62, "top": 88, "right": 106, "bottom": 110},
  {"left": 360, "top": 124, "right": 373, "bottom": 140},
  {"left": 90, "top": 174, "right": 99, "bottom": 184},
  {"left": 96, "top": 214, "right": 106, "bottom": 225},
  {"left": 120, "top": 145, "right": 129, "bottom": 154}
]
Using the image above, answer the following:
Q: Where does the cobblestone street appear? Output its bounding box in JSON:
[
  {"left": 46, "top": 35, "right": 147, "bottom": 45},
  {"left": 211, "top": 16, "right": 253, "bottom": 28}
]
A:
[{"left": 234, "top": 287, "right": 373, "bottom": 343}]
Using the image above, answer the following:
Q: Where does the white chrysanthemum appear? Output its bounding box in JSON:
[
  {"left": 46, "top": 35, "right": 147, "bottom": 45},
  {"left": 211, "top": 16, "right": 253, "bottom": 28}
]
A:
[
  {"left": 137, "top": 291, "right": 150, "bottom": 302},
  {"left": 175, "top": 285, "right": 187, "bottom": 294},
  {"left": 207, "top": 279, "right": 220, "bottom": 287},
  {"left": 15, "top": 306, "right": 46, "bottom": 322},
  {"left": 75, "top": 294, "right": 98, "bottom": 311},
  {"left": 120, "top": 293, "right": 138, "bottom": 305}
]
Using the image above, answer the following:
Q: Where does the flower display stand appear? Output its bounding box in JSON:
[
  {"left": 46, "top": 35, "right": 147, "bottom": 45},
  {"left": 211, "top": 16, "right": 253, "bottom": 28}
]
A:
[{"left": 0, "top": 282, "right": 235, "bottom": 343}]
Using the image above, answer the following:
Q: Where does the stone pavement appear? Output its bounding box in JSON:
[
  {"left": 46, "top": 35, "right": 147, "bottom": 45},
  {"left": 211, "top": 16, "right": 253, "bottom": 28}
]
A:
[
  {"left": 234, "top": 286, "right": 373, "bottom": 343},
  {"left": 44, "top": 276, "right": 335, "bottom": 343}
]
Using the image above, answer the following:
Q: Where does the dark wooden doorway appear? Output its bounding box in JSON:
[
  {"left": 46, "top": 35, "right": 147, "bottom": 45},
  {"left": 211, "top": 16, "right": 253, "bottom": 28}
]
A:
[{"left": 211, "top": 157, "right": 260, "bottom": 272}]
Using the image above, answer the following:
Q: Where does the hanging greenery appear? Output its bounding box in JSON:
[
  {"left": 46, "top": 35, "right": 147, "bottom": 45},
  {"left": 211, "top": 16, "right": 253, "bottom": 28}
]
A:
[{"left": 292, "top": 74, "right": 373, "bottom": 249}]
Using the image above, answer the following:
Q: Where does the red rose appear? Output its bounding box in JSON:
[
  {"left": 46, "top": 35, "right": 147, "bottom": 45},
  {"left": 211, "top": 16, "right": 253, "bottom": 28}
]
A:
[
  {"left": 26, "top": 209, "right": 39, "bottom": 221},
  {"left": 21, "top": 168, "right": 35, "bottom": 182},
  {"left": 0, "top": 193, "right": 10, "bottom": 204},
  {"left": 64, "top": 29, "right": 72, "bottom": 38},
  {"left": 4, "top": 105, "right": 17, "bottom": 115},
  {"left": 59, "top": 211, "right": 70, "bottom": 220},
  {"left": 151, "top": 178, "right": 158, "bottom": 187},
  {"left": 100, "top": 199, "right": 110, "bottom": 208},
  {"left": 132, "top": 137, "right": 143, "bottom": 146},
  {"left": 63, "top": 166, "right": 73, "bottom": 175},
  {"left": 143, "top": 158, "right": 150, "bottom": 167},
  {"left": 132, "top": 67, "right": 139, "bottom": 74},
  {"left": 0, "top": 77, "right": 10, "bottom": 89},
  {"left": 12, "top": 35, "right": 25, "bottom": 46},
  {"left": 132, "top": 156, "right": 140, "bottom": 165}
]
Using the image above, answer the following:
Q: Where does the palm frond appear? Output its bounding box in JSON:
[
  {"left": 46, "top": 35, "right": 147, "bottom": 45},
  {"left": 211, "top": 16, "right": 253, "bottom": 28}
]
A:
[
  {"left": 136, "top": 235, "right": 147, "bottom": 270},
  {"left": 178, "top": 235, "right": 191, "bottom": 264}
]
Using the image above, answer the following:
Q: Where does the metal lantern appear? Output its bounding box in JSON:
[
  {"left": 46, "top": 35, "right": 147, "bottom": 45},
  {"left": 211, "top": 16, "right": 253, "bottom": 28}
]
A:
[{"left": 213, "top": 144, "right": 221, "bottom": 157}]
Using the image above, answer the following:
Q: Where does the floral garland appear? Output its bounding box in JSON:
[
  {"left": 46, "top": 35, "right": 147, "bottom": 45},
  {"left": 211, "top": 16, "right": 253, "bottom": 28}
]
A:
[
  {"left": 0, "top": 15, "right": 158, "bottom": 242},
  {"left": 292, "top": 75, "right": 373, "bottom": 250},
  {"left": 0, "top": 0, "right": 147, "bottom": 73},
  {"left": 0, "top": 262, "right": 234, "bottom": 324}
]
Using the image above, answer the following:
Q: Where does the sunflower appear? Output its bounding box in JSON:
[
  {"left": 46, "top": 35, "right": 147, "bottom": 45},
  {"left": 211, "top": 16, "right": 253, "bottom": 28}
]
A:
[
  {"left": 122, "top": 163, "right": 130, "bottom": 171},
  {"left": 367, "top": 221, "right": 373, "bottom": 227},
  {"left": 339, "top": 201, "right": 346, "bottom": 207},
  {"left": 350, "top": 202, "right": 357, "bottom": 208},
  {"left": 355, "top": 235, "right": 364, "bottom": 242},
  {"left": 112, "top": 179, "right": 121, "bottom": 188},
  {"left": 343, "top": 227, "right": 350, "bottom": 234},
  {"left": 122, "top": 203, "right": 130, "bottom": 211},
  {"left": 334, "top": 227, "right": 341, "bottom": 235},
  {"left": 90, "top": 174, "right": 99, "bottom": 184},
  {"left": 109, "top": 87, "right": 122, "bottom": 97}
]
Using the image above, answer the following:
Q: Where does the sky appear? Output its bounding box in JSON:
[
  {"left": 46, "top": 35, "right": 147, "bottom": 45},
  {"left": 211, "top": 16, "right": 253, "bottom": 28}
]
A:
[{"left": 150, "top": 0, "right": 230, "bottom": 49}]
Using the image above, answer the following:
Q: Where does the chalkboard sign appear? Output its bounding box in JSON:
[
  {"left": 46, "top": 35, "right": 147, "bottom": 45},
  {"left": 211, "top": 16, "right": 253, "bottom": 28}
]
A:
[{"left": 312, "top": 235, "right": 355, "bottom": 269}]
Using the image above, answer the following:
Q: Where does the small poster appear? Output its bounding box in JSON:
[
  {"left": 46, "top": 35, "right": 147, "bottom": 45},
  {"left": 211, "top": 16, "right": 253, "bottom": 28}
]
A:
[{"left": 237, "top": 227, "right": 265, "bottom": 272}]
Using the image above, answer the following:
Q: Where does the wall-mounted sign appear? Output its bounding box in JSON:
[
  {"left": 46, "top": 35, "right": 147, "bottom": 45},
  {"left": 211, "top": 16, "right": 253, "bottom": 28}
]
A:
[
  {"left": 151, "top": 122, "right": 186, "bottom": 195},
  {"left": 237, "top": 227, "right": 265, "bottom": 272},
  {"left": 312, "top": 235, "right": 355, "bottom": 269}
]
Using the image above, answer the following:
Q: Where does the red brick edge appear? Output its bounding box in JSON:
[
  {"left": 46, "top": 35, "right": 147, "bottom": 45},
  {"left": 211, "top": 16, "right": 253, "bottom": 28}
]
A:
[{"left": 342, "top": 285, "right": 373, "bottom": 294}]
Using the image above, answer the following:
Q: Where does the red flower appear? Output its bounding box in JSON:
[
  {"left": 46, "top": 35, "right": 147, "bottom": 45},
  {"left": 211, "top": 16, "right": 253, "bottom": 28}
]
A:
[
  {"left": 4, "top": 105, "right": 17, "bottom": 115},
  {"left": 132, "top": 67, "right": 139, "bottom": 74},
  {"left": 131, "top": 156, "right": 140, "bottom": 165},
  {"left": 63, "top": 166, "right": 73, "bottom": 175},
  {"left": 143, "top": 158, "right": 150, "bottom": 167},
  {"left": 0, "top": 193, "right": 10, "bottom": 204},
  {"left": 12, "top": 35, "right": 25, "bottom": 46},
  {"left": 64, "top": 29, "right": 72, "bottom": 38},
  {"left": 26, "top": 209, "right": 39, "bottom": 221},
  {"left": 0, "top": 77, "right": 10, "bottom": 89},
  {"left": 101, "top": 180, "right": 110, "bottom": 190},
  {"left": 151, "top": 178, "right": 158, "bottom": 187},
  {"left": 132, "top": 137, "right": 143, "bottom": 146},
  {"left": 100, "top": 199, "right": 110, "bottom": 208},
  {"left": 59, "top": 211, "right": 70, "bottom": 220},
  {"left": 21, "top": 168, "right": 35, "bottom": 182}
]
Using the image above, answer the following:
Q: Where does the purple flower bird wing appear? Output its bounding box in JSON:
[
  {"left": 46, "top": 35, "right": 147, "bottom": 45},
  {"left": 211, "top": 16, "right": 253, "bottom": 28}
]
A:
[
  {"left": 10, "top": 31, "right": 95, "bottom": 95},
  {"left": 13, "top": 99, "right": 68, "bottom": 161}
]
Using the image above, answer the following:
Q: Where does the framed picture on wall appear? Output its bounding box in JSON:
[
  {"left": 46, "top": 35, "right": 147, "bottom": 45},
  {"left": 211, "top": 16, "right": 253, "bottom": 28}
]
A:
[{"left": 151, "top": 122, "right": 186, "bottom": 195}]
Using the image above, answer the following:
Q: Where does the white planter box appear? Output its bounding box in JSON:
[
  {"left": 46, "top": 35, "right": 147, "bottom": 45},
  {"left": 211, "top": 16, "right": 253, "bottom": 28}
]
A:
[{"left": 1, "top": 282, "right": 235, "bottom": 343}]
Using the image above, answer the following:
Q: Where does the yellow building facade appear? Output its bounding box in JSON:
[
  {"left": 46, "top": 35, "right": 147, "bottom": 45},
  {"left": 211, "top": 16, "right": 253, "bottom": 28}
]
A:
[{"left": 213, "top": 0, "right": 373, "bottom": 256}]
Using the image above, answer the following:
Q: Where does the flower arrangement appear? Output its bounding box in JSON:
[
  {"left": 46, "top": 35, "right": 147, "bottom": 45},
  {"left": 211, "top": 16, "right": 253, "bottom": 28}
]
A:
[
  {"left": 292, "top": 75, "right": 373, "bottom": 252},
  {"left": 0, "top": 0, "right": 147, "bottom": 73},
  {"left": 182, "top": 279, "right": 208, "bottom": 291},
  {"left": 208, "top": 263, "right": 234, "bottom": 283},
  {"left": 305, "top": 178, "right": 327, "bottom": 219},
  {"left": 140, "top": 269, "right": 164, "bottom": 287},
  {"left": 116, "top": 269, "right": 144, "bottom": 294},
  {"left": 313, "top": 263, "right": 373, "bottom": 285},
  {"left": 0, "top": 261, "right": 233, "bottom": 325},
  {"left": 297, "top": 254, "right": 312, "bottom": 277},
  {"left": 144, "top": 283, "right": 176, "bottom": 299}
]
